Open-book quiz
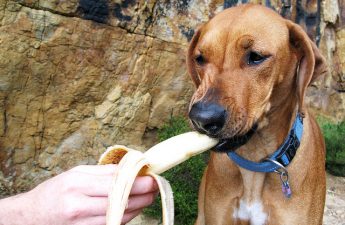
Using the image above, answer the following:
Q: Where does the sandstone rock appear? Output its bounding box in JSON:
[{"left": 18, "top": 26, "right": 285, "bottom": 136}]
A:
[
  {"left": 332, "top": 30, "right": 345, "bottom": 93},
  {"left": 322, "top": 0, "right": 340, "bottom": 24},
  {"left": 0, "top": 1, "right": 196, "bottom": 194},
  {"left": 0, "top": 0, "right": 344, "bottom": 206},
  {"left": 95, "top": 100, "right": 115, "bottom": 119},
  {"left": 106, "top": 85, "right": 122, "bottom": 102}
]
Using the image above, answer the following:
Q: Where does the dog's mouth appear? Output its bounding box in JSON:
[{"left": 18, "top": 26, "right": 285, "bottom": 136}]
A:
[{"left": 213, "top": 124, "right": 258, "bottom": 152}]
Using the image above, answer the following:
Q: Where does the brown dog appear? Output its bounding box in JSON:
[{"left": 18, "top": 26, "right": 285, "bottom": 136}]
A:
[{"left": 187, "top": 4, "right": 328, "bottom": 225}]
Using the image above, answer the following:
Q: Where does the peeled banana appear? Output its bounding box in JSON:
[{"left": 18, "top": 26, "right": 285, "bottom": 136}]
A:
[{"left": 98, "top": 131, "right": 218, "bottom": 225}]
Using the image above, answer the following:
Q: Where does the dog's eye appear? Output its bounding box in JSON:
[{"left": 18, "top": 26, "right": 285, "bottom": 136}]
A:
[
  {"left": 247, "top": 51, "right": 267, "bottom": 65},
  {"left": 195, "top": 54, "right": 206, "bottom": 65}
]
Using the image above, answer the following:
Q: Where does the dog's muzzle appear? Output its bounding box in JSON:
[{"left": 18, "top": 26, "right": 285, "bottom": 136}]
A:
[
  {"left": 189, "top": 101, "right": 258, "bottom": 152},
  {"left": 189, "top": 101, "right": 227, "bottom": 137}
]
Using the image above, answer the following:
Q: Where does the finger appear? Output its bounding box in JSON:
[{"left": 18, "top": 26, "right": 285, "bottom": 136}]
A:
[
  {"left": 74, "top": 216, "right": 106, "bottom": 225},
  {"left": 125, "top": 192, "right": 156, "bottom": 213},
  {"left": 67, "top": 166, "right": 158, "bottom": 197},
  {"left": 70, "top": 164, "right": 117, "bottom": 175},
  {"left": 121, "top": 209, "right": 142, "bottom": 224},
  {"left": 65, "top": 173, "right": 113, "bottom": 197},
  {"left": 130, "top": 176, "right": 158, "bottom": 195},
  {"left": 77, "top": 197, "right": 108, "bottom": 217}
]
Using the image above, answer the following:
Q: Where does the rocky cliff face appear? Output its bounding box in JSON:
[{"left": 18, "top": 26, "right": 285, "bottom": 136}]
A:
[{"left": 0, "top": 0, "right": 344, "bottom": 195}]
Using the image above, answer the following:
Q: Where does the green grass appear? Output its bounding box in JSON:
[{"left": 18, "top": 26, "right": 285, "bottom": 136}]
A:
[
  {"left": 143, "top": 116, "right": 208, "bottom": 225},
  {"left": 157, "top": 116, "right": 191, "bottom": 142},
  {"left": 317, "top": 117, "right": 345, "bottom": 177}
]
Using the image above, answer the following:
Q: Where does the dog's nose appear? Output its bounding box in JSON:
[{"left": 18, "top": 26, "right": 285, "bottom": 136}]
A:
[{"left": 189, "top": 102, "right": 226, "bottom": 136}]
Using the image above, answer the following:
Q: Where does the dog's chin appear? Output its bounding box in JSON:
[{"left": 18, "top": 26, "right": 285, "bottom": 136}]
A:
[{"left": 212, "top": 124, "right": 258, "bottom": 153}]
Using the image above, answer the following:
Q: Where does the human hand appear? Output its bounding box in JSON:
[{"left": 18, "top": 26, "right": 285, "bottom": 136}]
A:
[{"left": 0, "top": 165, "right": 158, "bottom": 225}]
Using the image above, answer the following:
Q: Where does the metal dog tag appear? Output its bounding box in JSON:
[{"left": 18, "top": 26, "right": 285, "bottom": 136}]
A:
[
  {"left": 282, "top": 180, "right": 292, "bottom": 198},
  {"left": 279, "top": 171, "right": 292, "bottom": 198},
  {"left": 265, "top": 158, "right": 293, "bottom": 198}
]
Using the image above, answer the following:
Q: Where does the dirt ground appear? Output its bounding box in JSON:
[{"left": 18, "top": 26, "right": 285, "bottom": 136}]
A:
[{"left": 323, "top": 173, "right": 345, "bottom": 225}]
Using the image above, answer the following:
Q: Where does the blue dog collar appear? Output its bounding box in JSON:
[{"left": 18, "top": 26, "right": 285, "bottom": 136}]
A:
[
  {"left": 226, "top": 113, "right": 303, "bottom": 198},
  {"left": 227, "top": 113, "right": 303, "bottom": 173}
]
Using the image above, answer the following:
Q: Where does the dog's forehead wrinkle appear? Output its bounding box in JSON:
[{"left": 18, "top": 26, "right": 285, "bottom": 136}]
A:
[
  {"left": 238, "top": 35, "right": 254, "bottom": 49},
  {"left": 234, "top": 33, "right": 281, "bottom": 55}
]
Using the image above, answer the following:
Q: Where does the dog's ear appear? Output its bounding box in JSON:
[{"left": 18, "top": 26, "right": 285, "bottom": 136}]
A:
[
  {"left": 187, "top": 27, "right": 202, "bottom": 87},
  {"left": 286, "top": 21, "right": 328, "bottom": 116}
]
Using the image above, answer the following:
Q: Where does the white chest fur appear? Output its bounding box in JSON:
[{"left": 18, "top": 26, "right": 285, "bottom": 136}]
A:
[{"left": 233, "top": 199, "right": 267, "bottom": 225}]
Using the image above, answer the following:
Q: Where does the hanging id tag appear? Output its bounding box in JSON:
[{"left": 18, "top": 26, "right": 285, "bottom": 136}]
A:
[
  {"left": 265, "top": 158, "right": 293, "bottom": 199},
  {"left": 282, "top": 180, "right": 292, "bottom": 198},
  {"left": 280, "top": 172, "right": 292, "bottom": 198}
]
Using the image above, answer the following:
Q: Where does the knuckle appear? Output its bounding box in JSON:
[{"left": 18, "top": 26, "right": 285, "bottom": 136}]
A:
[
  {"left": 59, "top": 171, "right": 83, "bottom": 194},
  {"left": 62, "top": 201, "right": 83, "bottom": 220},
  {"left": 60, "top": 177, "right": 77, "bottom": 193}
]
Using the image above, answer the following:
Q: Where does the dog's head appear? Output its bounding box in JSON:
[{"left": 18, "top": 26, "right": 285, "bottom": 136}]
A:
[{"left": 187, "top": 4, "right": 327, "bottom": 151}]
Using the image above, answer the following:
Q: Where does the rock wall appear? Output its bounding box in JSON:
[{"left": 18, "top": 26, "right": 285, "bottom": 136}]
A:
[
  {"left": 0, "top": 0, "right": 344, "bottom": 195},
  {"left": 309, "top": 0, "right": 345, "bottom": 121}
]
